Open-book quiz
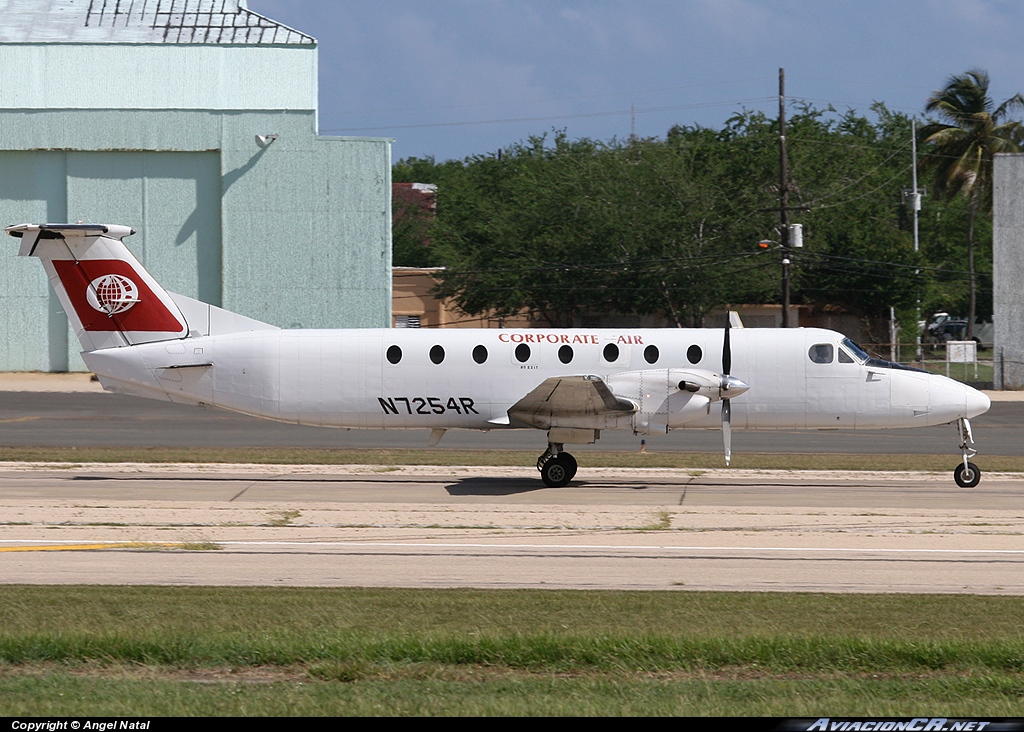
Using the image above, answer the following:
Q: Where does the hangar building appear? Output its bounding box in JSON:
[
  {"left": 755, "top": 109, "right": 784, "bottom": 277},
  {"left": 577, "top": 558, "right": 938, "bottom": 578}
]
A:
[
  {"left": 0, "top": 0, "right": 392, "bottom": 372},
  {"left": 993, "top": 153, "right": 1024, "bottom": 389}
]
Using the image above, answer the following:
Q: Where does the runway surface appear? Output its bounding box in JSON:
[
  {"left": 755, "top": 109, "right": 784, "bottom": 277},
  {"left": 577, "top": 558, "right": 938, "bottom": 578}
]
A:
[{"left": 2, "top": 463, "right": 1023, "bottom": 594}]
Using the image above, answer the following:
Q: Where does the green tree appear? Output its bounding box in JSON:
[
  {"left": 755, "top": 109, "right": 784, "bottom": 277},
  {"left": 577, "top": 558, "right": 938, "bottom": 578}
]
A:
[
  {"left": 428, "top": 131, "right": 777, "bottom": 327},
  {"left": 430, "top": 134, "right": 632, "bottom": 326},
  {"left": 398, "top": 103, "right": 981, "bottom": 340},
  {"left": 919, "top": 69, "right": 1024, "bottom": 336},
  {"left": 391, "top": 157, "right": 467, "bottom": 267},
  {"left": 782, "top": 104, "right": 924, "bottom": 334}
]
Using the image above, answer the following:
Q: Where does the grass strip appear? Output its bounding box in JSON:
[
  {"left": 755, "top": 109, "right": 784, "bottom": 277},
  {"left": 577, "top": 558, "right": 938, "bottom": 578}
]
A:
[
  {"left": 5, "top": 587, "right": 1024, "bottom": 638},
  {"left": 1, "top": 672, "right": 1021, "bottom": 716},
  {"left": 2, "top": 634, "right": 1024, "bottom": 674},
  {"left": 1, "top": 587, "right": 1024, "bottom": 671},
  {"left": 2, "top": 446, "right": 1024, "bottom": 472},
  {"left": 1, "top": 588, "right": 1023, "bottom": 715}
]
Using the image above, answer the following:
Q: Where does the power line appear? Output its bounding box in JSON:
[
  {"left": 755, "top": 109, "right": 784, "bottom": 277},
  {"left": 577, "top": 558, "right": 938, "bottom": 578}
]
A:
[
  {"left": 323, "top": 98, "right": 776, "bottom": 133},
  {"left": 337, "top": 77, "right": 776, "bottom": 117}
]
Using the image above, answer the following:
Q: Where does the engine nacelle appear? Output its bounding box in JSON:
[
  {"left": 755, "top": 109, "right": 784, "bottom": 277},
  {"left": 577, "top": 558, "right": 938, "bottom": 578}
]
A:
[{"left": 606, "top": 368, "right": 736, "bottom": 434}]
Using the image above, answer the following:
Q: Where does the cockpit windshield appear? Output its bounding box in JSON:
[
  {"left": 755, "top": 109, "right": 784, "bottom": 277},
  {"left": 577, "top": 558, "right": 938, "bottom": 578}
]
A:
[
  {"left": 840, "top": 337, "right": 928, "bottom": 373},
  {"left": 841, "top": 338, "right": 870, "bottom": 363}
]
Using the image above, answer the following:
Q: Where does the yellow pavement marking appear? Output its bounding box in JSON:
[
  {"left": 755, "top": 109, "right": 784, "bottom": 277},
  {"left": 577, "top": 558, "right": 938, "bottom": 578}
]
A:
[
  {"left": 0, "top": 542, "right": 177, "bottom": 552},
  {"left": 0, "top": 417, "right": 41, "bottom": 423}
]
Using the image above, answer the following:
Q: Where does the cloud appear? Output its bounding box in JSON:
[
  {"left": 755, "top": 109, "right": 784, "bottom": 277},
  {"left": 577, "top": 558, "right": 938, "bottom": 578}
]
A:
[
  {"left": 247, "top": 1, "right": 1024, "bottom": 161},
  {"left": 924, "top": 0, "right": 1008, "bottom": 26},
  {"left": 690, "top": 0, "right": 779, "bottom": 40},
  {"left": 382, "top": 9, "right": 548, "bottom": 110}
]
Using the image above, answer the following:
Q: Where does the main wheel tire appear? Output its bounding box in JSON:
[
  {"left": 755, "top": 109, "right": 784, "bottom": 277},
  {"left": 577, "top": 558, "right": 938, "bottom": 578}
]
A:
[
  {"left": 540, "top": 455, "right": 573, "bottom": 487},
  {"left": 561, "top": 452, "right": 578, "bottom": 481},
  {"left": 954, "top": 461, "right": 981, "bottom": 488}
]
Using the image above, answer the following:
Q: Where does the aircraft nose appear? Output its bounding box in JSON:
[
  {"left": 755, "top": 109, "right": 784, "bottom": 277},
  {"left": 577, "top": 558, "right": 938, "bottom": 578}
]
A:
[
  {"left": 722, "top": 375, "right": 750, "bottom": 398},
  {"left": 964, "top": 385, "right": 991, "bottom": 419}
]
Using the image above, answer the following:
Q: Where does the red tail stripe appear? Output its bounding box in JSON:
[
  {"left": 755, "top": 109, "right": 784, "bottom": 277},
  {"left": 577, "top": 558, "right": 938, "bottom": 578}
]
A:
[{"left": 52, "top": 260, "right": 184, "bottom": 333}]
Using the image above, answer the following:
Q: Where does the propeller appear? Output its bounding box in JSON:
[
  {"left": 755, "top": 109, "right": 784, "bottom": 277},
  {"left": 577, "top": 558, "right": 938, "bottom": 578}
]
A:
[
  {"left": 718, "top": 314, "right": 751, "bottom": 466},
  {"left": 722, "top": 317, "right": 732, "bottom": 466}
]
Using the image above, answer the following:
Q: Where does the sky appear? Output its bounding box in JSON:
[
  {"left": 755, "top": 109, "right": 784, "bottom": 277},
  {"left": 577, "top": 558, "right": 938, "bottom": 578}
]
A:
[{"left": 249, "top": 0, "right": 1024, "bottom": 163}]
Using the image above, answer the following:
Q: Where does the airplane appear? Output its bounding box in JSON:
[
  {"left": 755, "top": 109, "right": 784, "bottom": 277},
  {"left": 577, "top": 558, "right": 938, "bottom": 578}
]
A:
[{"left": 7, "top": 222, "right": 992, "bottom": 488}]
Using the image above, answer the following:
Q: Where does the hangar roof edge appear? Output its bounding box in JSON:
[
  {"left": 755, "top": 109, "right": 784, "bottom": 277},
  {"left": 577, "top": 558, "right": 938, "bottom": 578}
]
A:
[{"left": 0, "top": 0, "right": 316, "bottom": 45}]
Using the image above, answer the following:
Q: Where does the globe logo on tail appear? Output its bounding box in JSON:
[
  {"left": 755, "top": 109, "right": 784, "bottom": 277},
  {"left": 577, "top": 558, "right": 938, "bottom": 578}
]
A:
[{"left": 86, "top": 274, "right": 140, "bottom": 315}]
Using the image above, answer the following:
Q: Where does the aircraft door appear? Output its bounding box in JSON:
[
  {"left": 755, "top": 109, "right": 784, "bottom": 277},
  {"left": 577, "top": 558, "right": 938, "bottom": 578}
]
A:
[
  {"left": 805, "top": 340, "right": 864, "bottom": 428},
  {"left": 738, "top": 329, "right": 803, "bottom": 429}
]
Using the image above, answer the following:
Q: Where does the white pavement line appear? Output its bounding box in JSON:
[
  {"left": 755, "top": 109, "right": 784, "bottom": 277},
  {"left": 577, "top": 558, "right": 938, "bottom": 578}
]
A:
[
  {"left": 131, "top": 540, "right": 1024, "bottom": 554},
  {"left": 4, "top": 539, "right": 1024, "bottom": 554}
]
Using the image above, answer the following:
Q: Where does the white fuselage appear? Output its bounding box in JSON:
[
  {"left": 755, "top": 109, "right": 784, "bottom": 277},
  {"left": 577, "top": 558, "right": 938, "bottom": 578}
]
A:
[{"left": 82, "top": 326, "right": 990, "bottom": 435}]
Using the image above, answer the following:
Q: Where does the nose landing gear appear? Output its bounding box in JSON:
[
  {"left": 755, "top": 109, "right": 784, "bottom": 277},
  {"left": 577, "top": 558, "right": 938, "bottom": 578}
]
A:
[
  {"left": 954, "top": 417, "right": 981, "bottom": 488},
  {"left": 537, "top": 442, "right": 577, "bottom": 487}
]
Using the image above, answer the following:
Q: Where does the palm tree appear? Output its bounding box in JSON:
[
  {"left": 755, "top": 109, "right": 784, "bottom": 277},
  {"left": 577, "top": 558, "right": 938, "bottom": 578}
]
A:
[{"left": 919, "top": 69, "right": 1024, "bottom": 338}]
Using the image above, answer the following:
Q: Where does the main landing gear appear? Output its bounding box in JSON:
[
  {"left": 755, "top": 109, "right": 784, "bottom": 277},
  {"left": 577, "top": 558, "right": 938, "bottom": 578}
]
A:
[
  {"left": 537, "top": 442, "right": 577, "bottom": 487},
  {"left": 954, "top": 417, "right": 981, "bottom": 488}
]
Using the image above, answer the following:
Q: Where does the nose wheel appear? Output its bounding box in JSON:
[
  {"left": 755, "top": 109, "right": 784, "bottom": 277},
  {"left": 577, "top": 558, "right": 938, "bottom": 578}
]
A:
[
  {"left": 954, "top": 461, "right": 981, "bottom": 488},
  {"left": 537, "top": 443, "right": 577, "bottom": 487},
  {"left": 954, "top": 417, "right": 982, "bottom": 488}
]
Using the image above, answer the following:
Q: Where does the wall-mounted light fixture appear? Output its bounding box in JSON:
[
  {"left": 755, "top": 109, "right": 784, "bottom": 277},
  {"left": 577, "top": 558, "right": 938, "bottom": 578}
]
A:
[{"left": 255, "top": 134, "right": 279, "bottom": 148}]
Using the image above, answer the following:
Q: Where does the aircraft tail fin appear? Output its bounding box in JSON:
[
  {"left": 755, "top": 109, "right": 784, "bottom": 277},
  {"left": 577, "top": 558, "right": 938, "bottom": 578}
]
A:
[{"left": 8, "top": 223, "right": 189, "bottom": 352}]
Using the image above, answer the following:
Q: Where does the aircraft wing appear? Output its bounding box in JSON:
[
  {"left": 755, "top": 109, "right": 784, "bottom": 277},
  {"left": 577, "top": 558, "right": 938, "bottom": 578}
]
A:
[{"left": 505, "top": 375, "right": 637, "bottom": 430}]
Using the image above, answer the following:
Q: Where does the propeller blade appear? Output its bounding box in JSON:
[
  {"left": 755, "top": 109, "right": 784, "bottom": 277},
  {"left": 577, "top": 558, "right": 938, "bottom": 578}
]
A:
[
  {"left": 722, "top": 315, "right": 732, "bottom": 376},
  {"left": 722, "top": 398, "right": 732, "bottom": 466},
  {"left": 722, "top": 315, "right": 733, "bottom": 466}
]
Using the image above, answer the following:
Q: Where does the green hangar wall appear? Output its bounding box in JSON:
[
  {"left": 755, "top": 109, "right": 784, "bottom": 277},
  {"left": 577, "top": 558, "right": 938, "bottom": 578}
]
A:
[{"left": 0, "top": 0, "right": 392, "bottom": 372}]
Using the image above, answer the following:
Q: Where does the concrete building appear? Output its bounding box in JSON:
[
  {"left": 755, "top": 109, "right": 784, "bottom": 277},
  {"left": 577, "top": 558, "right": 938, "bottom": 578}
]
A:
[
  {"left": 993, "top": 153, "right": 1024, "bottom": 389},
  {"left": 392, "top": 268, "right": 548, "bottom": 329},
  {"left": 0, "top": 0, "right": 392, "bottom": 372}
]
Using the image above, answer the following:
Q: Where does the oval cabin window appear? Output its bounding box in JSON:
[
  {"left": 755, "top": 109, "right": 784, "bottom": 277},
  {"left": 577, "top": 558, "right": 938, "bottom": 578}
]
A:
[{"left": 809, "top": 344, "right": 834, "bottom": 364}]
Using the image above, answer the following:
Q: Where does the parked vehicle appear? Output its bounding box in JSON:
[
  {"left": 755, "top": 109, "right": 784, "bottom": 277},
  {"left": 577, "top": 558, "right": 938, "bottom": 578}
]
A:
[{"left": 924, "top": 312, "right": 992, "bottom": 345}]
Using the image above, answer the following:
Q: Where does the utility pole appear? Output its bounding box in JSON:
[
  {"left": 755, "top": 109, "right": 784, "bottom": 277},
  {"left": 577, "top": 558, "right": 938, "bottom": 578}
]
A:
[
  {"left": 779, "top": 69, "right": 791, "bottom": 327},
  {"left": 762, "top": 68, "right": 808, "bottom": 327},
  {"left": 905, "top": 119, "right": 925, "bottom": 362}
]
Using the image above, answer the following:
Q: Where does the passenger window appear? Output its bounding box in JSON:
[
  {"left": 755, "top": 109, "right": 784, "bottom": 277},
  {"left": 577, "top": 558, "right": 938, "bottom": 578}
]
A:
[
  {"left": 473, "top": 345, "right": 488, "bottom": 364},
  {"left": 515, "top": 343, "right": 531, "bottom": 363},
  {"left": 386, "top": 345, "right": 402, "bottom": 364},
  {"left": 644, "top": 345, "right": 659, "bottom": 364},
  {"left": 687, "top": 344, "right": 702, "bottom": 364},
  {"left": 838, "top": 348, "right": 854, "bottom": 363},
  {"left": 603, "top": 343, "right": 619, "bottom": 362},
  {"left": 809, "top": 344, "right": 834, "bottom": 364},
  {"left": 430, "top": 345, "right": 445, "bottom": 364},
  {"left": 558, "top": 345, "right": 573, "bottom": 364}
]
